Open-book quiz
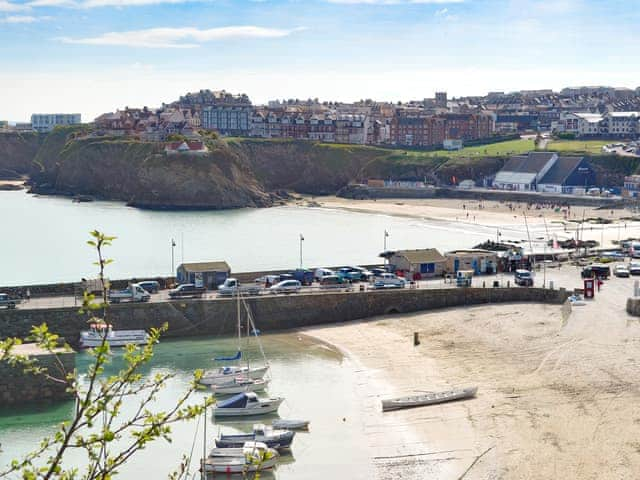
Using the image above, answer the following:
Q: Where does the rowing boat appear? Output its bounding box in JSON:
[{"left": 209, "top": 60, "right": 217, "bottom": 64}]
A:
[{"left": 381, "top": 386, "right": 478, "bottom": 412}]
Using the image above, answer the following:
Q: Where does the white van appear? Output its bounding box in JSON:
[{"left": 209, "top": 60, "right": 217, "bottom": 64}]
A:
[{"left": 314, "top": 268, "right": 335, "bottom": 281}]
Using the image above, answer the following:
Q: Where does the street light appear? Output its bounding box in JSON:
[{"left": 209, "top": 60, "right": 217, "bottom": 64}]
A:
[
  {"left": 171, "top": 238, "right": 176, "bottom": 277},
  {"left": 384, "top": 230, "right": 389, "bottom": 264},
  {"left": 299, "top": 234, "right": 304, "bottom": 269}
]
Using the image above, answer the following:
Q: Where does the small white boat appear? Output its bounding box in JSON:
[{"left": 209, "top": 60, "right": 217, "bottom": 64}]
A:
[
  {"left": 211, "top": 377, "right": 269, "bottom": 395},
  {"left": 79, "top": 323, "right": 149, "bottom": 348},
  {"left": 200, "top": 365, "right": 269, "bottom": 386},
  {"left": 215, "top": 423, "right": 295, "bottom": 449},
  {"left": 202, "top": 441, "right": 279, "bottom": 475},
  {"left": 212, "top": 392, "right": 283, "bottom": 417},
  {"left": 382, "top": 386, "right": 478, "bottom": 412},
  {"left": 271, "top": 419, "right": 310, "bottom": 430}
]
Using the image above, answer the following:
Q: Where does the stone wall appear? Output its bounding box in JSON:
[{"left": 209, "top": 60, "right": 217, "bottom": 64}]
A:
[
  {"left": 0, "top": 348, "right": 75, "bottom": 405},
  {"left": 0, "top": 287, "right": 568, "bottom": 345}
]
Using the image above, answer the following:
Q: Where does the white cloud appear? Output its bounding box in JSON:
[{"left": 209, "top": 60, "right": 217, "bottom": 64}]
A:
[
  {"left": 0, "top": 0, "right": 29, "bottom": 12},
  {"left": 27, "top": 0, "right": 209, "bottom": 7},
  {"left": 1, "top": 13, "right": 50, "bottom": 21},
  {"left": 435, "top": 7, "right": 447, "bottom": 15},
  {"left": 58, "top": 25, "right": 304, "bottom": 48}
]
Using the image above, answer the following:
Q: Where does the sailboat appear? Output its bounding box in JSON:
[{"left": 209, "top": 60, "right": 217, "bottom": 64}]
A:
[{"left": 199, "top": 291, "right": 269, "bottom": 386}]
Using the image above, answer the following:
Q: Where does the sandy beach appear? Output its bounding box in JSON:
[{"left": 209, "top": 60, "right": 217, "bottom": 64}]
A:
[
  {"left": 305, "top": 266, "right": 640, "bottom": 479},
  {"left": 303, "top": 196, "right": 640, "bottom": 250}
]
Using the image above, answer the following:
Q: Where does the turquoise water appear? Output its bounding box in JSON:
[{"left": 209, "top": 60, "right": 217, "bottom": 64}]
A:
[
  {"left": 0, "top": 190, "right": 497, "bottom": 285},
  {"left": 0, "top": 333, "right": 374, "bottom": 479}
]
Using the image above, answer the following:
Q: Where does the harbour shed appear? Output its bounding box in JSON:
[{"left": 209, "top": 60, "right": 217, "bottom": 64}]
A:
[
  {"left": 445, "top": 249, "right": 498, "bottom": 274},
  {"left": 536, "top": 156, "right": 596, "bottom": 194},
  {"left": 493, "top": 152, "right": 557, "bottom": 191},
  {"left": 176, "top": 261, "right": 230, "bottom": 289},
  {"left": 389, "top": 249, "right": 446, "bottom": 279}
]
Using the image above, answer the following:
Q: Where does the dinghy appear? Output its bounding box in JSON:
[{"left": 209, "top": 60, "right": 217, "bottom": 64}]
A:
[
  {"left": 215, "top": 423, "right": 295, "bottom": 449},
  {"left": 79, "top": 323, "right": 149, "bottom": 348},
  {"left": 382, "top": 386, "right": 478, "bottom": 412},
  {"left": 202, "top": 441, "right": 279, "bottom": 475},
  {"left": 211, "top": 377, "right": 269, "bottom": 395},
  {"left": 212, "top": 392, "right": 283, "bottom": 417},
  {"left": 271, "top": 419, "right": 310, "bottom": 430}
]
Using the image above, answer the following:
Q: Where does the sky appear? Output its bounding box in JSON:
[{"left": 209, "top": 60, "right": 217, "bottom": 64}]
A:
[{"left": 0, "top": 0, "right": 638, "bottom": 121}]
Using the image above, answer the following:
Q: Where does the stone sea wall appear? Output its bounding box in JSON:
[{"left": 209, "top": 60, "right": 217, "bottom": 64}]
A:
[{"left": 0, "top": 287, "right": 569, "bottom": 345}]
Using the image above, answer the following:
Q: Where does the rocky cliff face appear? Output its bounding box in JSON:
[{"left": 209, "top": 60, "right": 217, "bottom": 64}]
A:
[{"left": 0, "top": 132, "right": 41, "bottom": 178}]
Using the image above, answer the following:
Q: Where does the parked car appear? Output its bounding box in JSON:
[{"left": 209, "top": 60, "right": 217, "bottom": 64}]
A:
[
  {"left": 255, "top": 274, "right": 280, "bottom": 286},
  {"left": 217, "top": 278, "right": 261, "bottom": 297},
  {"left": 109, "top": 283, "right": 151, "bottom": 303},
  {"left": 370, "top": 267, "right": 389, "bottom": 278},
  {"left": 348, "top": 266, "right": 374, "bottom": 281},
  {"left": 337, "top": 267, "right": 357, "bottom": 282},
  {"left": 291, "top": 269, "right": 314, "bottom": 286},
  {"left": 373, "top": 273, "right": 406, "bottom": 289},
  {"left": 614, "top": 265, "right": 630, "bottom": 278},
  {"left": 629, "top": 262, "right": 640, "bottom": 276},
  {"left": 314, "top": 268, "right": 335, "bottom": 282},
  {"left": 269, "top": 280, "right": 302, "bottom": 294},
  {"left": 581, "top": 264, "right": 611, "bottom": 279},
  {"left": 168, "top": 283, "right": 206, "bottom": 299},
  {"left": 319, "top": 275, "right": 347, "bottom": 289},
  {"left": 0, "top": 293, "right": 20, "bottom": 309},
  {"left": 138, "top": 280, "right": 161, "bottom": 294},
  {"left": 514, "top": 269, "right": 533, "bottom": 287}
]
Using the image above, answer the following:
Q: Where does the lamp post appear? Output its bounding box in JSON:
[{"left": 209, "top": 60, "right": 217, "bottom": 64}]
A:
[
  {"left": 171, "top": 238, "right": 176, "bottom": 277},
  {"left": 384, "top": 230, "right": 389, "bottom": 265},
  {"left": 299, "top": 234, "right": 304, "bottom": 269}
]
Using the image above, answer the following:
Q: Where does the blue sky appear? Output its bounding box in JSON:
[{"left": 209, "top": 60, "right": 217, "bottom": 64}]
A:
[{"left": 0, "top": 0, "right": 638, "bottom": 121}]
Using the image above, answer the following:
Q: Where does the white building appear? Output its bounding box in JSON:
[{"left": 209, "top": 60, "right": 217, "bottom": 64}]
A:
[
  {"left": 605, "top": 112, "right": 639, "bottom": 137},
  {"left": 556, "top": 112, "right": 603, "bottom": 137},
  {"left": 493, "top": 152, "right": 558, "bottom": 191},
  {"left": 31, "top": 113, "right": 81, "bottom": 133}
]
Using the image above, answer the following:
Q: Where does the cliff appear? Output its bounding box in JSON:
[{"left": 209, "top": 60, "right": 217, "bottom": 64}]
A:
[{"left": 2, "top": 129, "right": 638, "bottom": 210}]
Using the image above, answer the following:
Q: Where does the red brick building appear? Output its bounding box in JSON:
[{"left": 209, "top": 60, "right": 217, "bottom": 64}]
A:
[{"left": 391, "top": 111, "right": 494, "bottom": 147}]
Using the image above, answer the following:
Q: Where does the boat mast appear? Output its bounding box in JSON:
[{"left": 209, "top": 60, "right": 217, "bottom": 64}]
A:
[
  {"left": 201, "top": 405, "right": 206, "bottom": 480},
  {"left": 236, "top": 290, "right": 241, "bottom": 354}
]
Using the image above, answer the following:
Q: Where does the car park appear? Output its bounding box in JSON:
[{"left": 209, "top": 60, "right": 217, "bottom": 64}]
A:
[
  {"left": 614, "top": 265, "right": 630, "bottom": 277},
  {"left": 269, "top": 280, "right": 302, "bottom": 294}
]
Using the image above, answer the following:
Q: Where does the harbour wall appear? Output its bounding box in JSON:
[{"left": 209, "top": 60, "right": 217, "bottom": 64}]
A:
[{"left": 0, "top": 287, "right": 569, "bottom": 345}]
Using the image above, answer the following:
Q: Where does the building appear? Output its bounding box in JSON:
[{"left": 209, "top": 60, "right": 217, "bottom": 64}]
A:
[
  {"left": 623, "top": 175, "right": 640, "bottom": 197},
  {"left": 493, "top": 151, "right": 596, "bottom": 193},
  {"left": 605, "top": 112, "right": 639, "bottom": 138},
  {"left": 31, "top": 113, "right": 81, "bottom": 133},
  {"left": 445, "top": 250, "right": 498, "bottom": 274},
  {"left": 202, "top": 105, "right": 252, "bottom": 135},
  {"left": 164, "top": 141, "right": 208, "bottom": 155},
  {"left": 390, "top": 111, "right": 494, "bottom": 147},
  {"left": 388, "top": 249, "right": 447, "bottom": 279},
  {"left": 435, "top": 91, "right": 447, "bottom": 108},
  {"left": 493, "top": 152, "right": 558, "bottom": 191},
  {"left": 556, "top": 112, "right": 604, "bottom": 137},
  {"left": 176, "top": 261, "right": 230, "bottom": 289}
]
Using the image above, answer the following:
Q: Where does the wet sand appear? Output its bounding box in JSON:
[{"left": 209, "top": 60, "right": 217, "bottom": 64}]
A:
[{"left": 305, "top": 268, "right": 640, "bottom": 479}]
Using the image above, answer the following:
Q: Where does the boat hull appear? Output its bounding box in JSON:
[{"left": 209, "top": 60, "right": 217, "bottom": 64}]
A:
[
  {"left": 79, "top": 330, "right": 149, "bottom": 348},
  {"left": 211, "top": 379, "right": 269, "bottom": 395},
  {"left": 200, "top": 365, "right": 269, "bottom": 386},
  {"left": 382, "top": 386, "right": 478, "bottom": 412},
  {"left": 271, "top": 419, "right": 310, "bottom": 430},
  {"left": 202, "top": 453, "right": 278, "bottom": 474},
  {"left": 212, "top": 398, "right": 283, "bottom": 417},
  {"left": 216, "top": 430, "right": 295, "bottom": 449}
]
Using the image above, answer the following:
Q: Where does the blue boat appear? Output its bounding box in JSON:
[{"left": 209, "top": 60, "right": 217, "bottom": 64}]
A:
[{"left": 215, "top": 423, "right": 295, "bottom": 449}]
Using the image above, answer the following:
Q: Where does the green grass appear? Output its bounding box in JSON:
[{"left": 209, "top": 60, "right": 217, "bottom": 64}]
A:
[
  {"left": 427, "top": 138, "right": 535, "bottom": 158},
  {"left": 546, "top": 139, "right": 609, "bottom": 155}
]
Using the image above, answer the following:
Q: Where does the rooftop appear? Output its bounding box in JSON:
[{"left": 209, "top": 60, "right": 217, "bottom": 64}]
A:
[
  {"left": 393, "top": 248, "right": 446, "bottom": 264},
  {"left": 179, "top": 261, "right": 231, "bottom": 272}
]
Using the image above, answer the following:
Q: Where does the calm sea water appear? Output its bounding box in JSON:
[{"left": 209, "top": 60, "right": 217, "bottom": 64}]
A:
[
  {"left": 0, "top": 333, "right": 374, "bottom": 480},
  {"left": 0, "top": 190, "right": 508, "bottom": 286}
]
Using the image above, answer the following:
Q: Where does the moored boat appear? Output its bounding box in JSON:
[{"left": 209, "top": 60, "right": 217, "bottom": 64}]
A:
[
  {"left": 79, "top": 323, "right": 149, "bottom": 348},
  {"left": 200, "top": 365, "right": 269, "bottom": 386},
  {"left": 215, "top": 423, "right": 295, "bottom": 450},
  {"left": 202, "top": 441, "right": 279, "bottom": 475},
  {"left": 271, "top": 419, "right": 310, "bottom": 430},
  {"left": 381, "top": 386, "right": 478, "bottom": 412},
  {"left": 212, "top": 392, "right": 283, "bottom": 417},
  {"left": 211, "top": 377, "right": 269, "bottom": 395}
]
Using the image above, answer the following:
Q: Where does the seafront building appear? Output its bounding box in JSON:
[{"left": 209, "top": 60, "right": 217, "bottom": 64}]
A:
[{"left": 31, "top": 113, "right": 81, "bottom": 133}]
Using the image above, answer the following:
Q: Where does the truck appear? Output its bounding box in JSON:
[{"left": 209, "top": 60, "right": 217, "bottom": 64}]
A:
[
  {"left": 0, "top": 293, "right": 21, "bottom": 309},
  {"left": 108, "top": 283, "right": 151, "bottom": 304},
  {"left": 217, "top": 278, "right": 262, "bottom": 297}
]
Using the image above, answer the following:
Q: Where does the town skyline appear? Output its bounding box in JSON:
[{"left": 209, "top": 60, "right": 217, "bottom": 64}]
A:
[{"left": 2, "top": 0, "right": 639, "bottom": 121}]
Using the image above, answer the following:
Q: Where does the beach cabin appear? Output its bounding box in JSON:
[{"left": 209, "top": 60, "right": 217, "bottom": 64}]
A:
[
  {"left": 176, "top": 261, "right": 231, "bottom": 289},
  {"left": 445, "top": 249, "right": 498, "bottom": 274},
  {"left": 388, "top": 249, "right": 446, "bottom": 279}
]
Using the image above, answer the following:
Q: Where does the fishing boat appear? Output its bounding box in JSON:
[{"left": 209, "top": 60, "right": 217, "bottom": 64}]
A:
[
  {"left": 202, "top": 441, "right": 279, "bottom": 475},
  {"left": 211, "top": 377, "right": 269, "bottom": 395},
  {"left": 212, "top": 392, "right": 283, "bottom": 417},
  {"left": 79, "top": 323, "right": 149, "bottom": 348},
  {"left": 381, "top": 386, "right": 478, "bottom": 412},
  {"left": 271, "top": 419, "right": 310, "bottom": 430},
  {"left": 215, "top": 423, "right": 295, "bottom": 449},
  {"left": 200, "top": 291, "right": 269, "bottom": 386}
]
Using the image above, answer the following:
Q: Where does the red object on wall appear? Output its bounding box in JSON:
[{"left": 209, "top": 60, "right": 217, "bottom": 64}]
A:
[{"left": 584, "top": 279, "right": 595, "bottom": 299}]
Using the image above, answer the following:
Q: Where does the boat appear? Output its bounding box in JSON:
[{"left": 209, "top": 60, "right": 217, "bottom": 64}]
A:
[
  {"left": 200, "top": 291, "right": 269, "bottom": 386},
  {"left": 211, "top": 377, "right": 269, "bottom": 395},
  {"left": 215, "top": 423, "right": 295, "bottom": 450},
  {"left": 381, "top": 386, "right": 478, "bottom": 412},
  {"left": 271, "top": 419, "right": 310, "bottom": 430},
  {"left": 212, "top": 392, "right": 283, "bottom": 417},
  {"left": 202, "top": 441, "right": 279, "bottom": 475},
  {"left": 79, "top": 323, "right": 149, "bottom": 348}
]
